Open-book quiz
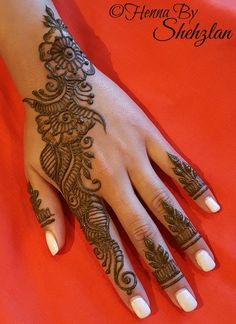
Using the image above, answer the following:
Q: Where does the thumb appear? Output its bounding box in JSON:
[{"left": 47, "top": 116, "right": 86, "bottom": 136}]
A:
[{"left": 26, "top": 170, "right": 66, "bottom": 255}]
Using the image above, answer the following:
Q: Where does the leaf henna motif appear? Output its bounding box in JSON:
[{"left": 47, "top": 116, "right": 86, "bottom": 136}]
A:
[
  {"left": 167, "top": 153, "right": 208, "bottom": 199},
  {"left": 161, "top": 201, "right": 201, "bottom": 250},
  {"left": 40, "top": 144, "right": 59, "bottom": 182},
  {"left": 24, "top": 6, "right": 137, "bottom": 295},
  {"left": 144, "top": 237, "right": 183, "bottom": 289}
]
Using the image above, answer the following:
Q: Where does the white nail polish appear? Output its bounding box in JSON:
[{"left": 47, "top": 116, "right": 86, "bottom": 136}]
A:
[
  {"left": 205, "top": 196, "right": 221, "bottom": 212},
  {"left": 130, "top": 296, "right": 151, "bottom": 319},
  {"left": 175, "top": 288, "right": 197, "bottom": 312},
  {"left": 45, "top": 231, "right": 59, "bottom": 256},
  {"left": 195, "top": 250, "right": 216, "bottom": 272}
]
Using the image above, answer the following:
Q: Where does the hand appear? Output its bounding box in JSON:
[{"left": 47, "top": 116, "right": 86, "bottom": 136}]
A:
[{"left": 18, "top": 5, "right": 220, "bottom": 320}]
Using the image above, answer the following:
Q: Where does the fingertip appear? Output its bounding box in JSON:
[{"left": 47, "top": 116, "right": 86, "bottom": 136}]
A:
[
  {"left": 165, "top": 277, "right": 198, "bottom": 312},
  {"left": 27, "top": 172, "right": 66, "bottom": 254},
  {"left": 175, "top": 288, "right": 198, "bottom": 312},
  {"left": 42, "top": 208, "right": 66, "bottom": 253},
  {"left": 45, "top": 230, "right": 59, "bottom": 256},
  {"left": 195, "top": 249, "right": 216, "bottom": 272},
  {"left": 194, "top": 189, "right": 221, "bottom": 213},
  {"left": 184, "top": 237, "right": 216, "bottom": 273},
  {"left": 204, "top": 196, "right": 221, "bottom": 213},
  {"left": 130, "top": 296, "right": 151, "bottom": 319}
]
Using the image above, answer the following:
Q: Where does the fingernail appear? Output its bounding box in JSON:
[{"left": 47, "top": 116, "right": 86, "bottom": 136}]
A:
[
  {"left": 130, "top": 296, "right": 151, "bottom": 319},
  {"left": 45, "top": 231, "right": 59, "bottom": 256},
  {"left": 175, "top": 288, "right": 197, "bottom": 312},
  {"left": 205, "top": 196, "right": 221, "bottom": 212},
  {"left": 195, "top": 249, "right": 216, "bottom": 272}
]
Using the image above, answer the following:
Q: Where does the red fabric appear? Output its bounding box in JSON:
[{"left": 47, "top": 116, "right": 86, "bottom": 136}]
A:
[{"left": 0, "top": 0, "right": 235, "bottom": 323}]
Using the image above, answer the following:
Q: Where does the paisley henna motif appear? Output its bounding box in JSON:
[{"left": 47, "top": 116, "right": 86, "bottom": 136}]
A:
[{"left": 24, "top": 6, "right": 137, "bottom": 295}]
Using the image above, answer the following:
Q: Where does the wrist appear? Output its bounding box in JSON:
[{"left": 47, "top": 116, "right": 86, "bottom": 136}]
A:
[{"left": 0, "top": 1, "right": 63, "bottom": 98}]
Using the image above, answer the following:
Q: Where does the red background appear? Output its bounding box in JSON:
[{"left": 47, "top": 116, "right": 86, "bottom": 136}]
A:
[{"left": 0, "top": 0, "right": 235, "bottom": 323}]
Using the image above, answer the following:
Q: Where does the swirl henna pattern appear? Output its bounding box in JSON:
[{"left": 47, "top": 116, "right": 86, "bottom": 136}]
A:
[{"left": 24, "top": 6, "right": 137, "bottom": 295}]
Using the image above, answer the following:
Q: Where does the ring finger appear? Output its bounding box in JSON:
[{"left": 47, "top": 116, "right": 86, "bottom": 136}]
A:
[{"left": 128, "top": 156, "right": 216, "bottom": 272}]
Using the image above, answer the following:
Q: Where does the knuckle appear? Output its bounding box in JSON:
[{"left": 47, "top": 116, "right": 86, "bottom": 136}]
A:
[
  {"left": 131, "top": 221, "right": 154, "bottom": 242},
  {"left": 151, "top": 188, "right": 173, "bottom": 212},
  {"left": 94, "top": 150, "right": 121, "bottom": 179}
]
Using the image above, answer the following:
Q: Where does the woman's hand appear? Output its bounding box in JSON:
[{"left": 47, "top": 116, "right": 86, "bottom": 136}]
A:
[
  {"left": 1, "top": 2, "right": 220, "bottom": 320},
  {"left": 24, "top": 6, "right": 220, "bottom": 318}
]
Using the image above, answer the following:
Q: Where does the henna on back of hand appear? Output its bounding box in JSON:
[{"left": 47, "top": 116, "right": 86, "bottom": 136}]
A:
[{"left": 24, "top": 6, "right": 137, "bottom": 295}]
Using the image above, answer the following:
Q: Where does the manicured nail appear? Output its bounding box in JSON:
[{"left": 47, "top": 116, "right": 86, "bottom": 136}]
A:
[
  {"left": 195, "top": 249, "right": 216, "bottom": 272},
  {"left": 45, "top": 231, "right": 59, "bottom": 256},
  {"left": 130, "top": 296, "right": 151, "bottom": 319},
  {"left": 175, "top": 288, "right": 197, "bottom": 312},
  {"left": 205, "top": 196, "right": 220, "bottom": 212}
]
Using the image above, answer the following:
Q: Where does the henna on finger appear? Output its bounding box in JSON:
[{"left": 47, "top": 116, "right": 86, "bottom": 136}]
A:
[
  {"left": 143, "top": 236, "right": 183, "bottom": 289},
  {"left": 167, "top": 153, "right": 208, "bottom": 199},
  {"left": 161, "top": 201, "right": 201, "bottom": 250},
  {"left": 28, "top": 182, "right": 55, "bottom": 227},
  {"left": 24, "top": 6, "right": 137, "bottom": 295}
]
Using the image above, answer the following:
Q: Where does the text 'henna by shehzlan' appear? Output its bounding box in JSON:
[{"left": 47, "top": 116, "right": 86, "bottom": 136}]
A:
[
  {"left": 161, "top": 201, "right": 201, "bottom": 250},
  {"left": 144, "top": 236, "right": 183, "bottom": 289},
  {"left": 24, "top": 6, "right": 137, "bottom": 295},
  {"left": 28, "top": 182, "right": 55, "bottom": 228},
  {"left": 167, "top": 153, "right": 208, "bottom": 199}
]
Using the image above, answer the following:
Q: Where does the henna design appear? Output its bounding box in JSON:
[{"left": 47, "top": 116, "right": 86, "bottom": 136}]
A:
[
  {"left": 167, "top": 153, "right": 208, "bottom": 199},
  {"left": 24, "top": 6, "right": 137, "bottom": 295},
  {"left": 161, "top": 201, "right": 201, "bottom": 250},
  {"left": 28, "top": 182, "right": 55, "bottom": 227},
  {"left": 144, "top": 236, "right": 183, "bottom": 289}
]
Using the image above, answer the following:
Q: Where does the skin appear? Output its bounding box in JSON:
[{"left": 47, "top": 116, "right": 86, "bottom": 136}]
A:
[{"left": 0, "top": 0, "right": 220, "bottom": 317}]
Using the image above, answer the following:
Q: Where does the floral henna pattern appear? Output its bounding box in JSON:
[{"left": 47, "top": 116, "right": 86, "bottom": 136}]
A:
[
  {"left": 47, "top": 36, "right": 89, "bottom": 75},
  {"left": 40, "top": 9, "right": 94, "bottom": 79},
  {"left": 161, "top": 201, "right": 201, "bottom": 250},
  {"left": 24, "top": 6, "right": 137, "bottom": 295},
  {"left": 167, "top": 153, "right": 208, "bottom": 199},
  {"left": 28, "top": 182, "right": 55, "bottom": 228},
  {"left": 144, "top": 237, "right": 183, "bottom": 289}
]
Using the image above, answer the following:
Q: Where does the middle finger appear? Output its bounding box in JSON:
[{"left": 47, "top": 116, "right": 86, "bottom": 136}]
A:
[{"left": 104, "top": 175, "right": 198, "bottom": 312}]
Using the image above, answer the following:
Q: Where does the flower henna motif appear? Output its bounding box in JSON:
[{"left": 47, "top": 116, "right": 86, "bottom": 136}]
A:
[
  {"left": 40, "top": 36, "right": 94, "bottom": 79},
  {"left": 36, "top": 108, "right": 95, "bottom": 144},
  {"left": 39, "top": 7, "right": 94, "bottom": 80},
  {"left": 24, "top": 6, "right": 137, "bottom": 295},
  {"left": 50, "top": 36, "right": 86, "bottom": 72}
]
